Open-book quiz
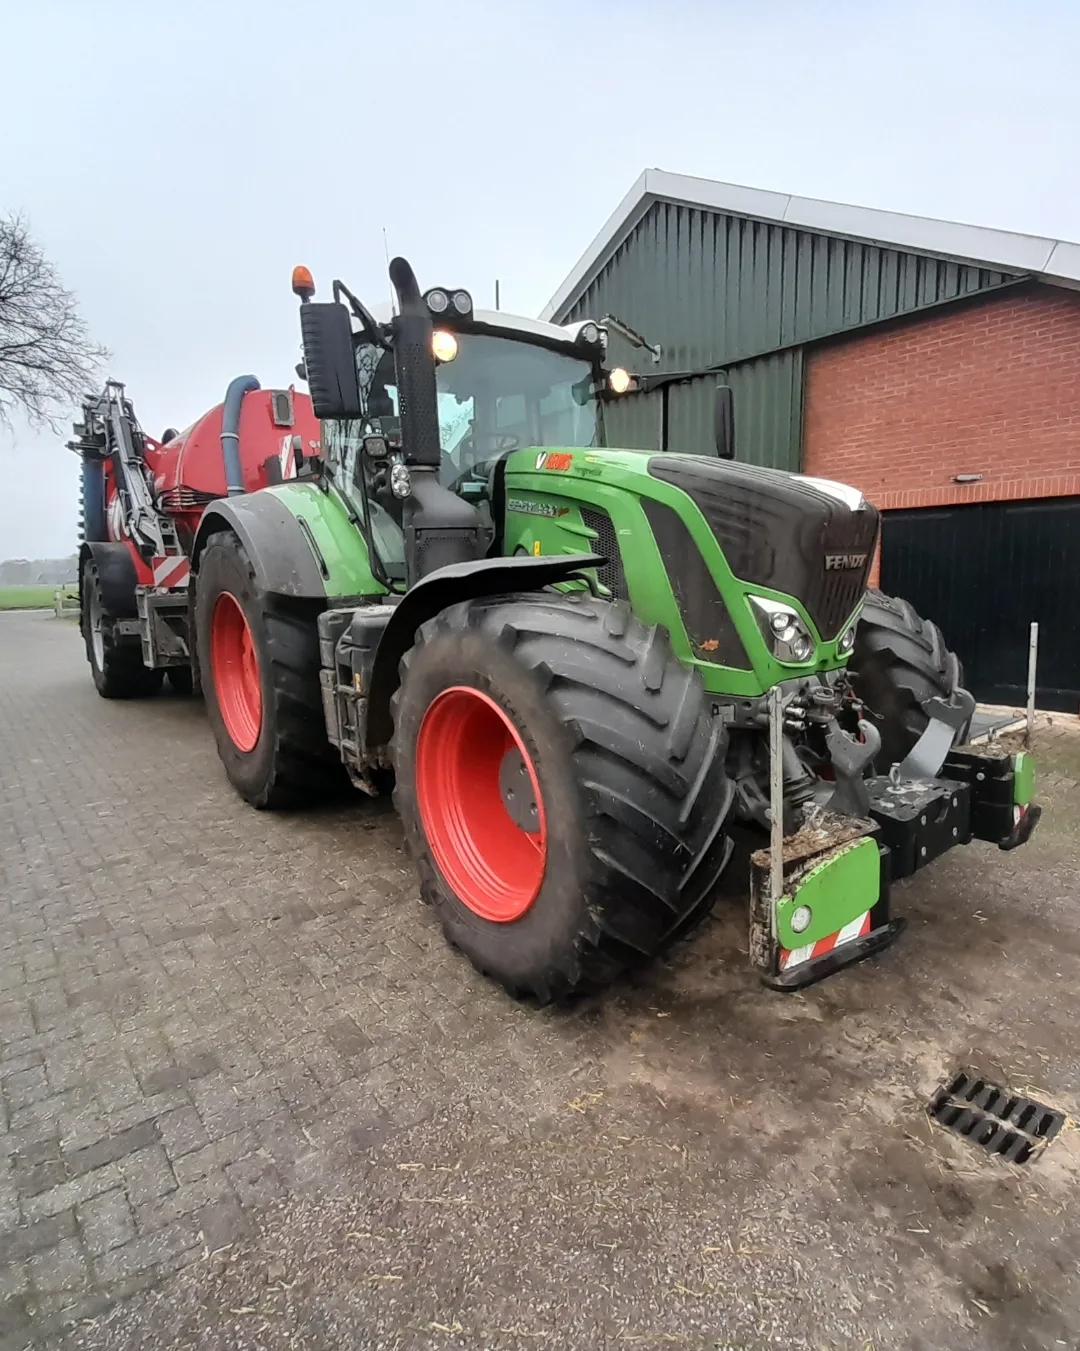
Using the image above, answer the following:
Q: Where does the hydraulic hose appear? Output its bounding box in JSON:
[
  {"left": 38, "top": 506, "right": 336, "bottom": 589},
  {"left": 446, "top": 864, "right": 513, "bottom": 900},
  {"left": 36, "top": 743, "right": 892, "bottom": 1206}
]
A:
[{"left": 221, "top": 375, "right": 261, "bottom": 495}]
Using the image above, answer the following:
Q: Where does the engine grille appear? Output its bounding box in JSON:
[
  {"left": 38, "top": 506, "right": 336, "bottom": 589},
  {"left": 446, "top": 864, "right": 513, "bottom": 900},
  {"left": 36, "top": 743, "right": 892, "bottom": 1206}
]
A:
[
  {"left": 580, "top": 508, "right": 628, "bottom": 599},
  {"left": 648, "top": 457, "right": 879, "bottom": 640},
  {"left": 642, "top": 500, "right": 750, "bottom": 668},
  {"left": 804, "top": 512, "right": 879, "bottom": 638}
]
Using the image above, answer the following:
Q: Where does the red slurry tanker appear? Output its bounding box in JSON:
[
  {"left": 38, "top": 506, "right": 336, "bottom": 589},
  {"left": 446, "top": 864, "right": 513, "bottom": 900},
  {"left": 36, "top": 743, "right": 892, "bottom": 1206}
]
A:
[{"left": 71, "top": 377, "right": 319, "bottom": 696}]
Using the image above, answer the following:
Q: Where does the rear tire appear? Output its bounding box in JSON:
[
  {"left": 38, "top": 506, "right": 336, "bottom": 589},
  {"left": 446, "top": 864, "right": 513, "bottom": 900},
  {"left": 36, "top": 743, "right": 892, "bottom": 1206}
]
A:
[
  {"left": 195, "top": 531, "right": 345, "bottom": 808},
  {"left": 849, "top": 589, "right": 971, "bottom": 770},
  {"left": 81, "top": 558, "right": 163, "bottom": 699},
  {"left": 166, "top": 666, "right": 194, "bottom": 696},
  {"left": 391, "top": 591, "right": 735, "bottom": 1002}
]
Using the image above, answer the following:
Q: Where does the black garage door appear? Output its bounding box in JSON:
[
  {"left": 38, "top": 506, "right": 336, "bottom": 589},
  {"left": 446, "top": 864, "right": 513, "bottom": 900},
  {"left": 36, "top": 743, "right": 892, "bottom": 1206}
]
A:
[{"left": 880, "top": 496, "right": 1080, "bottom": 712}]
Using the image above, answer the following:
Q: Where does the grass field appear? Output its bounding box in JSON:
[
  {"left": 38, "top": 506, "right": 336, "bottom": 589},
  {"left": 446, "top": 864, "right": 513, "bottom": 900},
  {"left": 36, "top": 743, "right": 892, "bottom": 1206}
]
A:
[{"left": 0, "top": 585, "right": 78, "bottom": 611}]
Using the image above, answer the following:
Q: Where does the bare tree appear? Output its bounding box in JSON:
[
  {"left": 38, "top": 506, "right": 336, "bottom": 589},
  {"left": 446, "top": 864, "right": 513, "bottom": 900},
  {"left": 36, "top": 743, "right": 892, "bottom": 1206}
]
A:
[{"left": 0, "top": 213, "right": 108, "bottom": 429}]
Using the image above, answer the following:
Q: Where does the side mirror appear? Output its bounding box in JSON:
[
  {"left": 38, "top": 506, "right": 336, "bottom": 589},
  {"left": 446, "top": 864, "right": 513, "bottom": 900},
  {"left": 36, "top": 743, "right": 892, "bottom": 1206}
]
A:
[
  {"left": 299, "top": 303, "right": 362, "bottom": 419},
  {"left": 714, "top": 383, "right": 735, "bottom": 459}
]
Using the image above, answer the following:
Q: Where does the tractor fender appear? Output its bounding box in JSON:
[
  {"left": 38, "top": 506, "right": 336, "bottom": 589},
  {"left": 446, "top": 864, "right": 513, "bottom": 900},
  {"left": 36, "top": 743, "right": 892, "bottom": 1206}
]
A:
[
  {"left": 79, "top": 541, "right": 140, "bottom": 617},
  {"left": 365, "top": 552, "right": 604, "bottom": 748},
  {"left": 192, "top": 493, "right": 327, "bottom": 599}
]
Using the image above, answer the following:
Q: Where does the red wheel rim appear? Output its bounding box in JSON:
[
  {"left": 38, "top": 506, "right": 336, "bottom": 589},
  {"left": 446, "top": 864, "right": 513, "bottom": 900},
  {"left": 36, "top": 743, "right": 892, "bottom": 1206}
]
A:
[
  {"left": 415, "top": 686, "right": 547, "bottom": 922},
  {"left": 210, "top": 592, "right": 262, "bottom": 753}
]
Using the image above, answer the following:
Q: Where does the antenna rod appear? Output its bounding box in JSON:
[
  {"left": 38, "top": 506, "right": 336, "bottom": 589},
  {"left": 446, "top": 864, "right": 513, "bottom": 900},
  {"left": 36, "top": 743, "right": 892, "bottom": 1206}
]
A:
[
  {"left": 495, "top": 279, "right": 500, "bottom": 311},
  {"left": 382, "top": 227, "right": 396, "bottom": 315}
]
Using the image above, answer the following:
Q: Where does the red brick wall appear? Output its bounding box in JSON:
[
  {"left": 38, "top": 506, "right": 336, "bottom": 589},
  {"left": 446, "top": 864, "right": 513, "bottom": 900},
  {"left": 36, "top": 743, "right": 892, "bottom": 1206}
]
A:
[{"left": 802, "top": 285, "right": 1080, "bottom": 514}]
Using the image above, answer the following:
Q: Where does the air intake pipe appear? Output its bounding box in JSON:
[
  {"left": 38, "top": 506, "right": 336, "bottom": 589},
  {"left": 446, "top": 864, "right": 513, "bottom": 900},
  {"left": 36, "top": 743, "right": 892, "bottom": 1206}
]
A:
[
  {"left": 221, "top": 375, "right": 261, "bottom": 495},
  {"left": 388, "top": 258, "right": 440, "bottom": 468}
]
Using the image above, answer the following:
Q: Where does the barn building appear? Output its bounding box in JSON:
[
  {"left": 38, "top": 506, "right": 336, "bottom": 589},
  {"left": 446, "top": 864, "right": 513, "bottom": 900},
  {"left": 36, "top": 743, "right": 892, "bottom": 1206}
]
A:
[{"left": 543, "top": 170, "right": 1080, "bottom": 710}]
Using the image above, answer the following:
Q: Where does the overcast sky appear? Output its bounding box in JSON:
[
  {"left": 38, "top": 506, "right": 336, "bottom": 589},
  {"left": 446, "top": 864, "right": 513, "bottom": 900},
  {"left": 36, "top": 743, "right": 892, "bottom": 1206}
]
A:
[{"left": 2, "top": 0, "right": 1079, "bottom": 559}]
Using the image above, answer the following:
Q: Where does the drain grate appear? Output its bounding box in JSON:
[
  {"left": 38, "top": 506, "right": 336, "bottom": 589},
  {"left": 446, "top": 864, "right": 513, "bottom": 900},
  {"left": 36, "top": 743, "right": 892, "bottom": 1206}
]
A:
[{"left": 928, "top": 1069, "right": 1065, "bottom": 1164}]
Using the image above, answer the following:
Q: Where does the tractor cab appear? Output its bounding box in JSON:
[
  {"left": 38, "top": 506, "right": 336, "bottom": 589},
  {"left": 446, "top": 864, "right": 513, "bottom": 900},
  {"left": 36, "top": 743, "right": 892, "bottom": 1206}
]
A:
[{"left": 293, "top": 264, "right": 626, "bottom": 590}]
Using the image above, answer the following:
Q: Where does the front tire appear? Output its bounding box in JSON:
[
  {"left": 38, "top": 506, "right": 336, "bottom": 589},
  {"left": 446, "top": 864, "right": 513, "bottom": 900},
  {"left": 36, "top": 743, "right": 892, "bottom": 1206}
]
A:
[
  {"left": 81, "top": 558, "right": 163, "bottom": 699},
  {"left": 195, "top": 531, "right": 345, "bottom": 808},
  {"left": 850, "top": 590, "right": 971, "bottom": 770},
  {"left": 391, "top": 592, "right": 735, "bottom": 1002}
]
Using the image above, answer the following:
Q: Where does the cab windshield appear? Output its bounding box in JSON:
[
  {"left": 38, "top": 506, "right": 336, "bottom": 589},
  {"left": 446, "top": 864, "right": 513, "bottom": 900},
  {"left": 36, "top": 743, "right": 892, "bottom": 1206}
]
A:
[
  {"left": 430, "top": 332, "right": 602, "bottom": 484},
  {"left": 352, "top": 331, "right": 602, "bottom": 482}
]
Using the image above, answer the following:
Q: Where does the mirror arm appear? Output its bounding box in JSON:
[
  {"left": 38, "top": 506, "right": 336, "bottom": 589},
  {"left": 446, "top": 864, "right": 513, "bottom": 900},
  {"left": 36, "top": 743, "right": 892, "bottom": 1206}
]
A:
[
  {"left": 600, "top": 313, "right": 662, "bottom": 364},
  {"left": 635, "top": 363, "right": 727, "bottom": 393},
  {"left": 332, "top": 280, "right": 387, "bottom": 348}
]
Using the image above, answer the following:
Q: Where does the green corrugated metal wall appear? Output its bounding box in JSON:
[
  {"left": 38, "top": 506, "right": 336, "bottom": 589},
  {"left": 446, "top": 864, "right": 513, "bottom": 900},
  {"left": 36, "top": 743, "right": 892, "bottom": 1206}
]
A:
[
  {"left": 725, "top": 350, "right": 804, "bottom": 468},
  {"left": 558, "top": 200, "right": 1019, "bottom": 468},
  {"left": 601, "top": 350, "right": 803, "bottom": 467}
]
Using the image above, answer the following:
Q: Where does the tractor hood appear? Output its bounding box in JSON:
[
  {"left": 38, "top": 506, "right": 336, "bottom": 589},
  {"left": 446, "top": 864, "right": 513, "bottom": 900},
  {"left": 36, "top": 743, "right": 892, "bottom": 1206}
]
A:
[{"left": 647, "top": 455, "right": 880, "bottom": 641}]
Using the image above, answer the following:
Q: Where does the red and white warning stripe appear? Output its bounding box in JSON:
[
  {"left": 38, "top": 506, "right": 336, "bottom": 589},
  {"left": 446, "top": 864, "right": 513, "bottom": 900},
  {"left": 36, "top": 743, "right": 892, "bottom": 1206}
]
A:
[
  {"left": 151, "top": 555, "right": 190, "bottom": 590},
  {"left": 280, "top": 434, "right": 297, "bottom": 481},
  {"left": 780, "top": 910, "right": 871, "bottom": 971}
]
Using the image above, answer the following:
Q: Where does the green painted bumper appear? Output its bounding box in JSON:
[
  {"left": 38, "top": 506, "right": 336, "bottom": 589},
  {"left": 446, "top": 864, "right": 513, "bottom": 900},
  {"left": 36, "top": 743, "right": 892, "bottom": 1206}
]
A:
[
  {"left": 774, "top": 837, "right": 880, "bottom": 951},
  {"left": 1013, "top": 750, "right": 1036, "bottom": 807},
  {"left": 749, "top": 826, "right": 903, "bottom": 992},
  {"left": 943, "top": 745, "right": 1040, "bottom": 850}
]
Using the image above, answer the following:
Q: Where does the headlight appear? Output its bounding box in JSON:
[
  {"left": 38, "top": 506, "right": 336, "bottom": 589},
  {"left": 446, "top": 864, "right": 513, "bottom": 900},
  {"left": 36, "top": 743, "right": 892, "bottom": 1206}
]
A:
[
  {"left": 452, "top": 289, "right": 472, "bottom": 315},
  {"left": 748, "top": 595, "right": 817, "bottom": 664},
  {"left": 579, "top": 321, "right": 600, "bottom": 345},
  {"left": 790, "top": 632, "right": 814, "bottom": 662},
  {"left": 425, "top": 288, "right": 449, "bottom": 314},
  {"left": 837, "top": 621, "right": 857, "bottom": 654},
  {"left": 608, "top": 366, "right": 632, "bottom": 394},
  {"left": 432, "top": 329, "right": 458, "bottom": 362},
  {"left": 790, "top": 905, "right": 813, "bottom": 934}
]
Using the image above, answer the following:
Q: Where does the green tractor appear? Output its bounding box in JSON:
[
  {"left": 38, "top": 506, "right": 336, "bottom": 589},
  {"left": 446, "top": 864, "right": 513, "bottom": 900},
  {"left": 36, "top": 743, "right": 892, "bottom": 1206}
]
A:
[{"left": 189, "top": 258, "right": 1039, "bottom": 1001}]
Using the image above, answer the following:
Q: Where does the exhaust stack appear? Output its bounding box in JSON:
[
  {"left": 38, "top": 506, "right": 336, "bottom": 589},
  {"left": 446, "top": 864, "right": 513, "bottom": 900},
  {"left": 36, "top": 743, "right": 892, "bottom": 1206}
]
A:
[{"left": 388, "top": 258, "right": 441, "bottom": 469}]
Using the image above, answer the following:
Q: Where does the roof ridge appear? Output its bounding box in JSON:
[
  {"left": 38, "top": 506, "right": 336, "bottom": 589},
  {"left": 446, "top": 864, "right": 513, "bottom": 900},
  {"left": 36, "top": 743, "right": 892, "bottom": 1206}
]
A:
[{"left": 540, "top": 168, "right": 1080, "bottom": 322}]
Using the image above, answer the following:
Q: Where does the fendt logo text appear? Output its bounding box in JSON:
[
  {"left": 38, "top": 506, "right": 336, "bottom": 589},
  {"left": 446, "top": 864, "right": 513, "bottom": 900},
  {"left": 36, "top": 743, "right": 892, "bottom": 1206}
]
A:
[{"left": 824, "top": 552, "right": 868, "bottom": 571}]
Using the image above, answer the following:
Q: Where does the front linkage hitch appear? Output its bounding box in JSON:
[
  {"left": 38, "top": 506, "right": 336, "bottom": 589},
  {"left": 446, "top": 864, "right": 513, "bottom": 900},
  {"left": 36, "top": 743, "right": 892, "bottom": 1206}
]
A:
[{"left": 749, "top": 687, "right": 1040, "bottom": 991}]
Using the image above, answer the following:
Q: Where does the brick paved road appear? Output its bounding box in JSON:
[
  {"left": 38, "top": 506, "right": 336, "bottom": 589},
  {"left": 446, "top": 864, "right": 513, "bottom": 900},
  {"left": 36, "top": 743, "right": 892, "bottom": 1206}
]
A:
[
  {"left": 0, "top": 612, "right": 598, "bottom": 1341},
  {"left": 4, "top": 609, "right": 1080, "bottom": 1351}
]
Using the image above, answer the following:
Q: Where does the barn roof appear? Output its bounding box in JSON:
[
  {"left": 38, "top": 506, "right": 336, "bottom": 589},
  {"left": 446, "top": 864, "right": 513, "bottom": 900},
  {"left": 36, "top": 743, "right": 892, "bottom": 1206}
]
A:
[{"left": 541, "top": 168, "right": 1080, "bottom": 322}]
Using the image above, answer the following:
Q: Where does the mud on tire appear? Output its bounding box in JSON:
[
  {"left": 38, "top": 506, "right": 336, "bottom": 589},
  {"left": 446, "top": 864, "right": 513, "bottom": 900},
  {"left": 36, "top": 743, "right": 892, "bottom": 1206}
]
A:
[
  {"left": 850, "top": 589, "right": 971, "bottom": 771},
  {"left": 391, "top": 591, "right": 736, "bottom": 1002},
  {"left": 195, "top": 531, "right": 346, "bottom": 808}
]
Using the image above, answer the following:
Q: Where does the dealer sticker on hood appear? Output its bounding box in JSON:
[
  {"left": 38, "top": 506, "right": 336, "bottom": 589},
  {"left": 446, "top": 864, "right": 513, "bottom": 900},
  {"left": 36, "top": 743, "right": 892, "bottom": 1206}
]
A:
[{"left": 535, "top": 451, "right": 573, "bottom": 471}]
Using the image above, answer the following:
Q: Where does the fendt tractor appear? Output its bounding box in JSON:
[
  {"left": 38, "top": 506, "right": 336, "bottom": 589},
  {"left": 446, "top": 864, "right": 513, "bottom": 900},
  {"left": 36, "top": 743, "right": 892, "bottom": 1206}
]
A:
[
  {"left": 71, "top": 378, "right": 317, "bottom": 696},
  {"left": 87, "top": 257, "right": 1040, "bottom": 1001}
]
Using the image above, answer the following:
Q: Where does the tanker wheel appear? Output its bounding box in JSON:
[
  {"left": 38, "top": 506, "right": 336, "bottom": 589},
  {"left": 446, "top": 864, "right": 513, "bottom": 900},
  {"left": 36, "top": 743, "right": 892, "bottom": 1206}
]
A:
[
  {"left": 391, "top": 591, "right": 735, "bottom": 1002},
  {"left": 166, "top": 666, "right": 194, "bottom": 696},
  {"left": 849, "top": 589, "right": 971, "bottom": 771},
  {"left": 195, "top": 531, "right": 346, "bottom": 808},
  {"left": 81, "top": 558, "right": 163, "bottom": 699}
]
